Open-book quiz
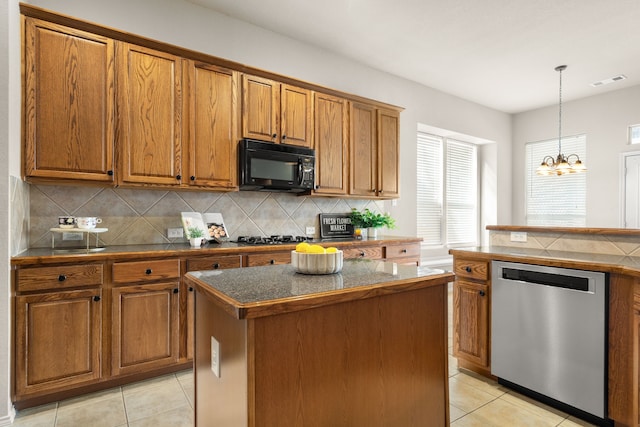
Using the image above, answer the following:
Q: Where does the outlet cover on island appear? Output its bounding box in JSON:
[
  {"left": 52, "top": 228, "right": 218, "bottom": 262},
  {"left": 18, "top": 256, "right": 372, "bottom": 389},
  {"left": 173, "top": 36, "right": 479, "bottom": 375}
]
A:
[
  {"left": 211, "top": 336, "right": 220, "bottom": 378},
  {"left": 510, "top": 232, "right": 527, "bottom": 242}
]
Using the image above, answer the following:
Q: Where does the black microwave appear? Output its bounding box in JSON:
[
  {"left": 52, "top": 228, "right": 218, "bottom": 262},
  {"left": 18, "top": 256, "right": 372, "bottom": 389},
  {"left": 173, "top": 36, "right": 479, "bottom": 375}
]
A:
[{"left": 239, "top": 139, "right": 315, "bottom": 192}]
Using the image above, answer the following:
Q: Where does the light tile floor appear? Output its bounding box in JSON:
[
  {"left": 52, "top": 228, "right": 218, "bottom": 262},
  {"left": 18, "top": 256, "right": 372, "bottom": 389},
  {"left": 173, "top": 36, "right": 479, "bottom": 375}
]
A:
[{"left": 12, "top": 287, "right": 598, "bottom": 427}]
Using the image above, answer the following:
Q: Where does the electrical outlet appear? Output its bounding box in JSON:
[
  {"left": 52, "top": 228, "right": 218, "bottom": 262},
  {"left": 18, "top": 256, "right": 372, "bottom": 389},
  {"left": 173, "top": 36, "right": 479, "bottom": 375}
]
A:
[
  {"left": 305, "top": 226, "right": 315, "bottom": 236},
  {"left": 62, "top": 232, "right": 84, "bottom": 241},
  {"left": 510, "top": 232, "right": 527, "bottom": 242},
  {"left": 167, "top": 228, "right": 183, "bottom": 239},
  {"left": 211, "top": 336, "right": 220, "bottom": 378}
]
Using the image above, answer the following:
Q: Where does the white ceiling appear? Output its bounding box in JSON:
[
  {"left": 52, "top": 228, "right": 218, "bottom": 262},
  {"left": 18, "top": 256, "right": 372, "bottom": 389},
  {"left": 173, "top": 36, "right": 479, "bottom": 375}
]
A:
[{"left": 187, "top": 0, "right": 640, "bottom": 114}]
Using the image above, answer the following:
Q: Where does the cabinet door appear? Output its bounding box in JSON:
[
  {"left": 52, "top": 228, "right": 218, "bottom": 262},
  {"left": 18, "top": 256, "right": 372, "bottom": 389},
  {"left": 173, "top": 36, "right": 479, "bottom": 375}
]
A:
[
  {"left": 242, "top": 75, "right": 279, "bottom": 142},
  {"left": 280, "top": 84, "right": 312, "bottom": 147},
  {"left": 377, "top": 109, "right": 400, "bottom": 198},
  {"left": 23, "top": 18, "right": 115, "bottom": 183},
  {"left": 350, "top": 102, "right": 377, "bottom": 197},
  {"left": 453, "top": 279, "right": 490, "bottom": 368},
  {"left": 184, "top": 61, "right": 239, "bottom": 189},
  {"left": 117, "top": 43, "right": 182, "bottom": 186},
  {"left": 15, "top": 288, "right": 102, "bottom": 396},
  {"left": 111, "top": 282, "right": 179, "bottom": 376},
  {"left": 314, "top": 93, "right": 348, "bottom": 195}
]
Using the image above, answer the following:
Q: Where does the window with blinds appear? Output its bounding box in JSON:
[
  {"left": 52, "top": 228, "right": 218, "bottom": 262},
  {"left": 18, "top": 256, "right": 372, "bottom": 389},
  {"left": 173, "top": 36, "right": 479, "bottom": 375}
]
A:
[
  {"left": 525, "top": 135, "right": 586, "bottom": 226},
  {"left": 417, "top": 132, "right": 478, "bottom": 247}
]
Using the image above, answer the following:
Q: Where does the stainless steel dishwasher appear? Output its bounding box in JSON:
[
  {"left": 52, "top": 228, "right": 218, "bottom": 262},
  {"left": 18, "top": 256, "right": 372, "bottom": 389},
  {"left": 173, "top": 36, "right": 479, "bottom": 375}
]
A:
[{"left": 491, "top": 261, "right": 610, "bottom": 426}]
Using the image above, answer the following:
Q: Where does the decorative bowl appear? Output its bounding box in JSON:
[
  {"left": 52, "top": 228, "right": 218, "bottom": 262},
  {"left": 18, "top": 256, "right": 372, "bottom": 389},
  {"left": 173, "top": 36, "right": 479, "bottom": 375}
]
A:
[{"left": 291, "top": 250, "right": 343, "bottom": 275}]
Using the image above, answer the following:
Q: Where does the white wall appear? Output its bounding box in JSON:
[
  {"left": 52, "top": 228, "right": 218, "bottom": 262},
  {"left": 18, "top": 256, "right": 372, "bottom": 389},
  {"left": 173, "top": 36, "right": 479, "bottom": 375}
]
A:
[
  {"left": 25, "top": 0, "right": 512, "bottom": 254},
  {"left": 512, "top": 85, "right": 640, "bottom": 226}
]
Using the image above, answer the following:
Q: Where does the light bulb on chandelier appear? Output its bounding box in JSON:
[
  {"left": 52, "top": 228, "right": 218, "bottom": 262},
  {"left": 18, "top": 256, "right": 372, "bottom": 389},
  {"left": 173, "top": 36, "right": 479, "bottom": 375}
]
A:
[{"left": 536, "top": 65, "right": 587, "bottom": 176}]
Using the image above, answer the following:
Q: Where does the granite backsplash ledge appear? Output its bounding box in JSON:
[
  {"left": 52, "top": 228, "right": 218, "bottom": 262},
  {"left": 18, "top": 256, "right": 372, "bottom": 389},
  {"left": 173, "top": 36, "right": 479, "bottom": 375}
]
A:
[{"left": 28, "top": 184, "right": 385, "bottom": 248}]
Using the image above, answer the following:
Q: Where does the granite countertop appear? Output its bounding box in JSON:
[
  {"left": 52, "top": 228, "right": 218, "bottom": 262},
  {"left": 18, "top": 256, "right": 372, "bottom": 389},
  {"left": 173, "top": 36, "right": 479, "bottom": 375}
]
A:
[
  {"left": 185, "top": 259, "right": 454, "bottom": 319},
  {"left": 449, "top": 245, "right": 640, "bottom": 276},
  {"left": 11, "top": 236, "right": 422, "bottom": 265}
]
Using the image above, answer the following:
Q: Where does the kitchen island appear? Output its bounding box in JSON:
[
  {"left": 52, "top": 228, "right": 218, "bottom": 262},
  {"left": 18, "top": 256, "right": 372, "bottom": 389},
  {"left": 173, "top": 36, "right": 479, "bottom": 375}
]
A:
[{"left": 184, "top": 259, "right": 454, "bottom": 427}]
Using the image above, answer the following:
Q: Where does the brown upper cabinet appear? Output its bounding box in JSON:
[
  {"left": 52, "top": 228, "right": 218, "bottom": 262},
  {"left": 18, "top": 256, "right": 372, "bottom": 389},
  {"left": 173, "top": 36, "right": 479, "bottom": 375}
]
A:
[
  {"left": 241, "top": 75, "right": 313, "bottom": 147},
  {"left": 313, "top": 93, "right": 349, "bottom": 195},
  {"left": 183, "top": 61, "right": 239, "bottom": 189},
  {"left": 349, "top": 103, "right": 400, "bottom": 199},
  {"left": 21, "top": 6, "right": 401, "bottom": 195},
  {"left": 116, "top": 43, "right": 183, "bottom": 187},
  {"left": 23, "top": 18, "right": 115, "bottom": 183}
]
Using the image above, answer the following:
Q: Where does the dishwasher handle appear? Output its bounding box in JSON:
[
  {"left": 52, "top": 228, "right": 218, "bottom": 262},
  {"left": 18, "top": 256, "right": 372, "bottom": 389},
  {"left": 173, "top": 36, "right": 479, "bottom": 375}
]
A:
[{"left": 501, "top": 267, "right": 591, "bottom": 292}]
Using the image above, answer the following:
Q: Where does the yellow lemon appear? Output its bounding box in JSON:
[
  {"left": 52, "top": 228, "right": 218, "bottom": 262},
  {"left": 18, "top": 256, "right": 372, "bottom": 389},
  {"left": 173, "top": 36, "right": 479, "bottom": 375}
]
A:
[
  {"left": 326, "top": 247, "right": 338, "bottom": 253},
  {"left": 295, "top": 242, "right": 310, "bottom": 253},
  {"left": 307, "top": 244, "right": 326, "bottom": 254}
]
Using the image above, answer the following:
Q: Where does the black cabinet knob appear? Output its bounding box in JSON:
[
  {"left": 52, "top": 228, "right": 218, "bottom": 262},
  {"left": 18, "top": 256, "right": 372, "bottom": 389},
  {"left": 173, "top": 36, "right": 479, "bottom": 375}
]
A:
[
  {"left": 190, "top": 176, "right": 196, "bottom": 181},
  {"left": 272, "top": 133, "right": 277, "bottom": 139},
  {"left": 173, "top": 288, "right": 179, "bottom": 294},
  {"left": 401, "top": 249, "right": 407, "bottom": 253},
  {"left": 379, "top": 190, "right": 384, "bottom": 194},
  {"left": 188, "top": 287, "right": 194, "bottom": 292},
  {"left": 479, "top": 290, "right": 486, "bottom": 297},
  {"left": 58, "top": 275, "right": 66, "bottom": 282},
  {"left": 359, "top": 251, "right": 365, "bottom": 257},
  {"left": 213, "top": 263, "right": 220, "bottom": 269},
  {"left": 269, "top": 260, "right": 275, "bottom": 265},
  {"left": 315, "top": 184, "right": 320, "bottom": 190},
  {"left": 176, "top": 175, "right": 182, "bottom": 180},
  {"left": 107, "top": 170, "right": 114, "bottom": 176},
  {"left": 371, "top": 188, "right": 376, "bottom": 193},
  {"left": 145, "top": 268, "right": 152, "bottom": 275},
  {"left": 465, "top": 266, "right": 472, "bottom": 273},
  {"left": 93, "top": 295, "right": 101, "bottom": 302},
  {"left": 282, "top": 134, "right": 287, "bottom": 140}
]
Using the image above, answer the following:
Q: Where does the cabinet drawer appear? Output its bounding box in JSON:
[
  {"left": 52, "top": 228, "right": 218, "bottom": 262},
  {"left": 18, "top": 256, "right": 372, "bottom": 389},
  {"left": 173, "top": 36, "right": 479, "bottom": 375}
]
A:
[
  {"left": 343, "top": 247, "right": 383, "bottom": 260},
  {"left": 186, "top": 255, "right": 242, "bottom": 272},
  {"left": 454, "top": 259, "right": 489, "bottom": 281},
  {"left": 16, "top": 264, "right": 104, "bottom": 292},
  {"left": 245, "top": 252, "right": 291, "bottom": 267},
  {"left": 385, "top": 244, "right": 420, "bottom": 259},
  {"left": 112, "top": 259, "right": 180, "bottom": 284}
]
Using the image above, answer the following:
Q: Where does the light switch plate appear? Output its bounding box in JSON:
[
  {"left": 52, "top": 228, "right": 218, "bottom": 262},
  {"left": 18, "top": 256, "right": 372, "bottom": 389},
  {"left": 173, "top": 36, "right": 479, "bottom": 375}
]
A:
[
  {"left": 305, "top": 226, "right": 315, "bottom": 236},
  {"left": 167, "top": 228, "right": 183, "bottom": 238},
  {"left": 510, "top": 232, "right": 527, "bottom": 242},
  {"left": 211, "top": 336, "right": 220, "bottom": 378}
]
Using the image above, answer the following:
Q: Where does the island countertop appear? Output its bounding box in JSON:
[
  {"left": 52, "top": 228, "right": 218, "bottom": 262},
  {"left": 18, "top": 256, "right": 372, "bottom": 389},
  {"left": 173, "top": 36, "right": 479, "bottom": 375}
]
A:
[{"left": 184, "top": 259, "right": 454, "bottom": 319}]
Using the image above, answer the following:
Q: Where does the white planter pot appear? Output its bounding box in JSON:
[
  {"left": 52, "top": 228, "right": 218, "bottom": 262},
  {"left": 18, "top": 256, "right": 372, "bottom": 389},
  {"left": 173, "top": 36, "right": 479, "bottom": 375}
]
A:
[
  {"left": 367, "top": 227, "right": 379, "bottom": 239},
  {"left": 189, "top": 237, "right": 202, "bottom": 247}
]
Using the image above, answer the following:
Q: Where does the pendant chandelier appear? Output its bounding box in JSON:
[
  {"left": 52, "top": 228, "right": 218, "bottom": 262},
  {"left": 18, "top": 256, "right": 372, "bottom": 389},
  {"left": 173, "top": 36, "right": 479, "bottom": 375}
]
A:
[{"left": 536, "top": 65, "right": 587, "bottom": 176}]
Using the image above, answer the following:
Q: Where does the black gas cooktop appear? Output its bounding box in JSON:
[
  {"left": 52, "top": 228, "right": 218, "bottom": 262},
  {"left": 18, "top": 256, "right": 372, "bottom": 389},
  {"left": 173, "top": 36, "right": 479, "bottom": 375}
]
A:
[{"left": 233, "top": 235, "right": 310, "bottom": 245}]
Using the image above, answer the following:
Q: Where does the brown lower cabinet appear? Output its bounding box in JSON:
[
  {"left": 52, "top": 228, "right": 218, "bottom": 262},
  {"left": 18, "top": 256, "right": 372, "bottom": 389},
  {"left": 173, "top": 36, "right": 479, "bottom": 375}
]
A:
[{"left": 12, "top": 239, "right": 420, "bottom": 408}]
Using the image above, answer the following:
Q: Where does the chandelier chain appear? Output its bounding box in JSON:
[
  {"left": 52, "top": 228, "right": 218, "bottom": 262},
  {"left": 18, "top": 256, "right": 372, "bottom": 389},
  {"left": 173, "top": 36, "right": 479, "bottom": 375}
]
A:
[{"left": 558, "top": 66, "right": 563, "bottom": 155}]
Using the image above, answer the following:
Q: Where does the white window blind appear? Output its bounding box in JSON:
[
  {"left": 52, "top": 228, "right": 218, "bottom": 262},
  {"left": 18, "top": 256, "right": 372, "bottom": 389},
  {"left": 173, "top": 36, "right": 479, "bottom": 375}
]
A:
[
  {"left": 417, "top": 133, "right": 443, "bottom": 245},
  {"left": 417, "top": 132, "right": 478, "bottom": 247},
  {"left": 446, "top": 140, "right": 478, "bottom": 245},
  {"left": 525, "top": 135, "right": 586, "bottom": 226}
]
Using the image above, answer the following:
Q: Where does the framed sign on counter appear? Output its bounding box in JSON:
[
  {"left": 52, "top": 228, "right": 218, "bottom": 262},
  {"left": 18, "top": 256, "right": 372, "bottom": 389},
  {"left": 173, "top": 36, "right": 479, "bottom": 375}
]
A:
[{"left": 319, "top": 213, "right": 354, "bottom": 239}]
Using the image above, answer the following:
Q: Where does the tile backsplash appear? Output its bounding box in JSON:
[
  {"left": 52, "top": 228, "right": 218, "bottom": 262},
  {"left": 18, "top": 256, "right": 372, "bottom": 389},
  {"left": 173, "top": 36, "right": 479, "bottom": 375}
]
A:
[{"left": 28, "top": 184, "right": 385, "bottom": 249}]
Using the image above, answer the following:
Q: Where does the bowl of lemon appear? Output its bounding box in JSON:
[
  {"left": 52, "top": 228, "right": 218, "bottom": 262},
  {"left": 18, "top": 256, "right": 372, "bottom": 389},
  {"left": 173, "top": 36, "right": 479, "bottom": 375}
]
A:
[{"left": 291, "top": 242, "right": 343, "bottom": 275}]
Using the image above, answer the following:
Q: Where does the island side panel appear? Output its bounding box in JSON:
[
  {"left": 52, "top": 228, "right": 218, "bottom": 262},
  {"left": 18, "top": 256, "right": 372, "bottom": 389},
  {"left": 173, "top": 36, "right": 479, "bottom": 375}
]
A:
[
  {"left": 194, "top": 291, "right": 248, "bottom": 427},
  {"left": 250, "top": 282, "right": 449, "bottom": 426}
]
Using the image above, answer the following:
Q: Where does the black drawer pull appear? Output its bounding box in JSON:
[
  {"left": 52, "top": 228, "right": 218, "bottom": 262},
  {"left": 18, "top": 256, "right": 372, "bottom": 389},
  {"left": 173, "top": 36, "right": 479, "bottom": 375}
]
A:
[
  {"left": 188, "top": 287, "right": 194, "bottom": 292},
  {"left": 190, "top": 176, "right": 196, "bottom": 181},
  {"left": 58, "top": 274, "right": 66, "bottom": 282},
  {"left": 479, "top": 290, "right": 486, "bottom": 297},
  {"left": 176, "top": 174, "right": 182, "bottom": 180},
  {"left": 465, "top": 266, "right": 472, "bottom": 273},
  {"left": 213, "top": 263, "right": 220, "bottom": 269},
  {"left": 93, "top": 295, "right": 101, "bottom": 302},
  {"left": 359, "top": 251, "right": 366, "bottom": 257},
  {"left": 401, "top": 249, "right": 407, "bottom": 253},
  {"left": 269, "top": 260, "right": 275, "bottom": 265},
  {"left": 173, "top": 288, "right": 179, "bottom": 294},
  {"left": 145, "top": 269, "right": 152, "bottom": 275}
]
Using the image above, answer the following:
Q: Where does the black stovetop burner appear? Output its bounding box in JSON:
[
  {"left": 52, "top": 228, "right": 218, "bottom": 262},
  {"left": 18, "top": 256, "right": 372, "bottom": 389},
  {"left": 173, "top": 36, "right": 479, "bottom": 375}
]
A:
[{"left": 234, "top": 235, "right": 310, "bottom": 245}]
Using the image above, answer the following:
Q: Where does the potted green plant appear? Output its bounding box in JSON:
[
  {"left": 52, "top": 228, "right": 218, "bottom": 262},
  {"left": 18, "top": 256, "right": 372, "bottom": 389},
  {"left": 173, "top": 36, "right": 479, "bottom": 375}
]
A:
[
  {"left": 350, "top": 208, "right": 396, "bottom": 239},
  {"left": 187, "top": 226, "right": 205, "bottom": 247}
]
